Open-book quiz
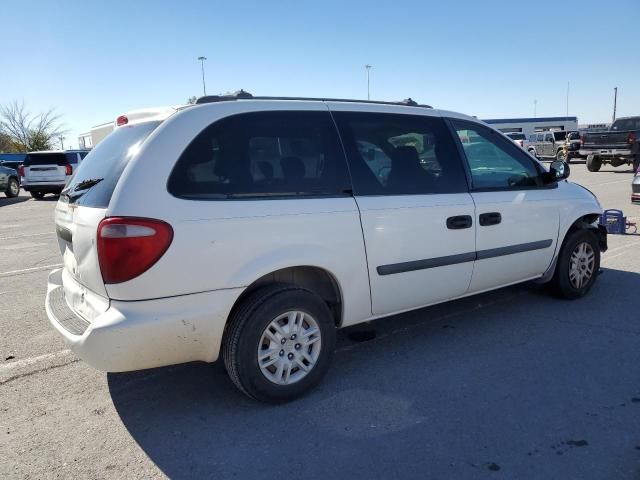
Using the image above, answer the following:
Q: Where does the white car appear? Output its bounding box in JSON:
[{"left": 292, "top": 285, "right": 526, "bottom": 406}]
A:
[
  {"left": 504, "top": 132, "right": 527, "bottom": 149},
  {"left": 46, "top": 94, "right": 607, "bottom": 402},
  {"left": 21, "top": 150, "right": 89, "bottom": 199}
]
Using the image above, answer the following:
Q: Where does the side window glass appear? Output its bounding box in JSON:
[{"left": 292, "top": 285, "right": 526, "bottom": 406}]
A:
[
  {"left": 167, "top": 111, "right": 350, "bottom": 198},
  {"left": 452, "top": 121, "right": 541, "bottom": 190},
  {"left": 335, "top": 112, "right": 467, "bottom": 195},
  {"left": 544, "top": 133, "right": 553, "bottom": 142},
  {"left": 65, "top": 153, "right": 78, "bottom": 164}
]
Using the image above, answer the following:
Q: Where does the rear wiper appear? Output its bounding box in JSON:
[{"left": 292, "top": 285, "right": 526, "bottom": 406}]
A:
[{"left": 73, "top": 178, "right": 103, "bottom": 191}]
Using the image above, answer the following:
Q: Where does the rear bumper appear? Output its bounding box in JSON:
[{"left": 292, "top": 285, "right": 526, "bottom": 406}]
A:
[
  {"left": 632, "top": 179, "right": 640, "bottom": 204},
  {"left": 579, "top": 149, "right": 632, "bottom": 158},
  {"left": 23, "top": 182, "right": 65, "bottom": 193},
  {"left": 45, "top": 268, "right": 243, "bottom": 372}
]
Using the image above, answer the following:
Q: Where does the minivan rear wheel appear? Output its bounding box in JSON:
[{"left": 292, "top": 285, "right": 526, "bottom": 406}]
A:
[
  {"left": 30, "top": 191, "right": 45, "bottom": 199},
  {"left": 550, "top": 229, "right": 600, "bottom": 299},
  {"left": 223, "top": 284, "right": 336, "bottom": 403},
  {"left": 5, "top": 178, "right": 19, "bottom": 198}
]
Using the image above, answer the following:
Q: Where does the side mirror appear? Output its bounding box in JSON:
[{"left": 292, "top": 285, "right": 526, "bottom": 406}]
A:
[{"left": 549, "top": 160, "right": 570, "bottom": 180}]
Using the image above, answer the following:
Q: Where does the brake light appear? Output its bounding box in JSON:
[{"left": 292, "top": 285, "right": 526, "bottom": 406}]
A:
[
  {"left": 580, "top": 136, "right": 584, "bottom": 146},
  {"left": 18, "top": 165, "right": 24, "bottom": 177},
  {"left": 97, "top": 217, "right": 173, "bottom": 284},
  {"left": 65, "top": 164, "right": 72, "bottom": 176},
  {"left": 628, "top": 132, "right": 637, "bottom": 144},
  {"left": 116, "top": 115, "right": 128, "bottom": 127}
]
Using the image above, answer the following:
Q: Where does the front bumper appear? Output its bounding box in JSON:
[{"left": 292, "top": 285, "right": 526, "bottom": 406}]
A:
[{"left": 45, "top": 269, "right": 243, "bottom": 372}]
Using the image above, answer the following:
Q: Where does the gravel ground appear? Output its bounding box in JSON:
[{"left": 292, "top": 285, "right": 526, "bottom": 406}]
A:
[{"left": 1, "top": 161, "right": 639, "bottom": 479}]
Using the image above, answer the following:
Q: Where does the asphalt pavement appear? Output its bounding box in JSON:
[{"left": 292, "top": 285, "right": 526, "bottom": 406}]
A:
[{"left": 1, "top": 161, "right": 639, "bottom": 479}]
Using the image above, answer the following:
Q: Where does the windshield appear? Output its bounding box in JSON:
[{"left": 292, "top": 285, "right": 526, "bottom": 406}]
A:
[
  {"left": 64, "top": 122, "right": 160, "bottom": 207},
  {"left": 567, "top": 132, "right": 580, "bottom": 140}
]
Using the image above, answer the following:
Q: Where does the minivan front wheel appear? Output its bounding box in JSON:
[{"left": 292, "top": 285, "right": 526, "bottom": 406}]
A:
[
  {"left": 5, "top": 178, "right": 19, "bottom": 198},
  {"left": 550, "top": 229, "right": 600, "bottom": 299},
  {"left": 223, "top": 284, "right": 336, "bottom": 403}
]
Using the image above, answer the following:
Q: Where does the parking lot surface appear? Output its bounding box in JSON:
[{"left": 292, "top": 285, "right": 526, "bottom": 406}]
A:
[{"left": 1, "top": 162, "right": 639, "bottom": 479}]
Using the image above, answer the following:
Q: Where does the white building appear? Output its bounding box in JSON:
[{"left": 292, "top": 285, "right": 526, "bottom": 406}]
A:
[
  {"left": 482, "top": 116, "right": 578, "bottom": 138},
  {"left": 78, "top": 121, "right": 115, "bottom": 149}
]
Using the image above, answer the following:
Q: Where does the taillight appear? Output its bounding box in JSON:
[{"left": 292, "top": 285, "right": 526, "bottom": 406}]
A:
[
  {"left": 580, "top": 136, "right": 584, "bottom": 146},
  {"left": 97, "top": 217, "right": 173, "bottom": 284},
  {"left": 18, "top": 165, "right": 24, "bottom": 177},
  {"left": 65, "top": 164, "right": 72, "bottom": 176},
  {"left": 628, "top": 132, "right": 637, "bottom": 144},
  {"left": 116, "top": 115, "right": 128, "bottom": 127}
]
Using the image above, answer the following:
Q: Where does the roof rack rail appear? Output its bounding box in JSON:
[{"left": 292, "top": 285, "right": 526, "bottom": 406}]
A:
[{"left": 195, "top": 90, "right": 432, "bottom": 108}]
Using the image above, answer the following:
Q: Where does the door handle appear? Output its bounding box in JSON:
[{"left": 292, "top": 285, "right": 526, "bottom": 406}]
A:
[
  {"left": 479, "top": 212, "right": 502, "bottom": 226},
  {"left": 446, "top": 215, "right": 473, "bottom": 230}
]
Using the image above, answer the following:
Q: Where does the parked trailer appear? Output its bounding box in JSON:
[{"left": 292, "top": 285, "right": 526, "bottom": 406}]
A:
[{"left": 482, "top": 116, "right": 578, "bottom": 138}]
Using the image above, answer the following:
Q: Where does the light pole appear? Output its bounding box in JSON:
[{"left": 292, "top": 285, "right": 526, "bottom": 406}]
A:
[
  {"left": 612, "top": 87, "right": 618, "bottom": 123},
  {"left": 365, "top": 64, "right": 372, "bottom": 100},
  {"left": 566, "top": 82, "right": 570, "bottom": 118},
  {"left": 198, "top": 56, "right": 207, "bottom": 96},
  {"left": 533, "top": 99, "right": 537, "bottom": 118}
]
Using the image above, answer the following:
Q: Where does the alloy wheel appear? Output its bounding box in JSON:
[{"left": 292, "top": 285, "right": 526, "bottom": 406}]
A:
[{"left": 569, "top": 241, "right": 595, "bottom": 289}]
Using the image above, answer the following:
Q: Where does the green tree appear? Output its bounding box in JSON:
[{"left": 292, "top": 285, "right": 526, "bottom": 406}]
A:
[{"left": 0, "top": 100, "right": 67, "bottom": 152}]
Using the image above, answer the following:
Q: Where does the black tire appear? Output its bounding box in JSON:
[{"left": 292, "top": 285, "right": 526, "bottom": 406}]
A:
[
  {"left": 556, "top": 149, "right": 566, "bottom": 162},
  {"left": 528, "top": 149, "right": 537, "bottom": 159},
  {"left": 30, "top": 191, "right": 45, "bottom": 199},
  {"left": 586, "top": 154, "right": 602, "bottom": 172},
  {"left": 223, "top": 284, "right": 336, "bottom": 403},
  {"left": 4, "top": 177, "right": 19, "bottom": 198},
  {"left": 633, "top": 155, "right": 639, "bottom": 174},
  {"left": 550, "top": 229, "right": 600, "bottom": 299}
]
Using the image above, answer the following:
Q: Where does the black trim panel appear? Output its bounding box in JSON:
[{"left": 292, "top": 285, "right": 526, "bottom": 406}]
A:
[
  {"left": 476, "top": 239, "right": 553, "bottom": 260},
  {"left": 376, "top": 239, "right": 553, "bottom": 276},
  {"left": 376, "top": 252, "right": 476, "bottom": 276}
]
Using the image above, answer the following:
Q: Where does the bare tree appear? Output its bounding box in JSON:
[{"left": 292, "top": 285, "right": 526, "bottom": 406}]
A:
[
  {"left": 0, "top": 100, "right": 67, "bottom": 152},
  {"left": 186, "top": 96, "right": 197, "bottom": 104}
]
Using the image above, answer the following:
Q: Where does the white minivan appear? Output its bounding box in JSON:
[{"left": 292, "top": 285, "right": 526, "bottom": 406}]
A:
[
  {"left": 46, "top": 95, "right": 607, "bottom": 402},
  {"left": 21, "top": 150, "right": 89, "bottom": 199}
]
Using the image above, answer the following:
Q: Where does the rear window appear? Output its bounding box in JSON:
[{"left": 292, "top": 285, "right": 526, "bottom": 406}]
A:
[
  {"left": 24, "top": 153, "right": 67, "bottom": 166},
  {"left": 506, "top": 133, "right": 526, "bottom": 140},
  {"left": 553, "top": 131, "right": 567, "bottom": 141},
  {"left": 167, "top": 111, "right": 350, "bottom": 199},
  {"left": 612, "top": 118, "right": 640, "bottom": 131},
  {"left": 64, "top": 122, "right": 159, "bottom": 207}
]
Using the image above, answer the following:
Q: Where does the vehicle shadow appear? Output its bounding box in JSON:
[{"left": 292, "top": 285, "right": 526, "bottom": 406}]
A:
[
  {"left": 108, "top": 267, "right": 640, "bottom": 480},
  {"left": 0, "top": 196, "right": 29, "bottom": 207}
]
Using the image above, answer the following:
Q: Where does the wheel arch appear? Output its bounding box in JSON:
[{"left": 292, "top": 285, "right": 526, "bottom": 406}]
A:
[{"left": 228, "top": 265, "right": 345, "bottom": 329}]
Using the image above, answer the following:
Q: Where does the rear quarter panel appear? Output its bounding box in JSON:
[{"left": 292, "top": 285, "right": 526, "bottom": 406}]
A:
[{"left": 106, "top": 101, "right": 373, "bottom": 326}]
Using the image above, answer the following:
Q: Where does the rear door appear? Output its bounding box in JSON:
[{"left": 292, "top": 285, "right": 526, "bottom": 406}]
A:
[
  {"left": 24, "top": 153, "right": 67, "bottom": 183},
  {"left": 450, "top": 120, "right": 559, "bottom": 292},
  {"left": 332, "top": 109, "right": 475, "bottom": 316},
  {"left": 55, "top": 122, "right": 160, "bottom": 315}
]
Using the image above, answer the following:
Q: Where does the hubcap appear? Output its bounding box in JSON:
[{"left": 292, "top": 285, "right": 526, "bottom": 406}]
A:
[
  {"left": 257, "top": 310, "right": 321, "bottom": 385},
  {"left": 569, "top": 241, "right": 595, "bottom": 289},
  {"left": 10, "top": 180, "right": 18, "bottom": 195}
]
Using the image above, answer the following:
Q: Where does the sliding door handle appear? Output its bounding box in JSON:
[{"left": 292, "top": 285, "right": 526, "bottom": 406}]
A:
[
  {"left": 446, "top": 215, "right": 473, "bottom": 230},
  {"left": 479, "top": 212, "right": 502, "bottom": 226}
]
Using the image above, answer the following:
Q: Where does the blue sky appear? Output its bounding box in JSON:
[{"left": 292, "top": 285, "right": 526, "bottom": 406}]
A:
[{"left": 2, "top": 0, "right": 638, "bottom": 148}]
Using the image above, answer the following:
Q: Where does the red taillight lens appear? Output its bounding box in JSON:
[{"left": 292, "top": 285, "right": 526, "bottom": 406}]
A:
[
  {"left": 65, "top": 164, "right": 72, "bottom": 176},
  {"left": 580, "top": 136, "right": 584, "bottom": 145},
  {"left": 628, "top": 132, "right": 637, "bottom": 144},
  {"left": 116, "top": 115, "right": 128, "bottom": 127},
  {"left": 18, "top": 165, "right": 24, "bottom": 177},
  {"left": 97, "top": 217, "right": 173, "bottom": 284}
]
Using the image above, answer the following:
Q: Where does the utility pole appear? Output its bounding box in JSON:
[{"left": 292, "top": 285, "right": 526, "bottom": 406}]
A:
[
  {"left": 533, "top": 99, "right": 537, "bottom": 118},
  {"left": 198, "top": 56, "right": 207, "bottom": 96},
  {"left": 59, "top": 136, "right": 65, "bottom": 150},
  {"left": 612, "top": 87, "right": 618, "bottom": 123},
  {"left": 365, "top": 64, "right": 372, "bottom": 100}
]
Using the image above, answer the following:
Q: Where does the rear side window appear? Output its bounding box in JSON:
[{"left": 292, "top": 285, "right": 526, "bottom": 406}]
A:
[
  {"left": 64, "top": 122, "right": 160, "bottom": 208},
  {"left": 333, "top": 112, "right": 468, "bottom": 195},
  {"left": 24, "top": 153, "right": 67, "bottom": 166},
  {"left": 65, "top": 153, "right": 78, "bottom": 164},
  {"left": 168, "top": 111, "right": 350, "bottom": 199}
]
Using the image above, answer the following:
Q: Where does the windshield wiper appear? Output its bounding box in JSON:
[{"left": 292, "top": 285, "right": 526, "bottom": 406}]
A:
[{"left": 73, "top": 177, "right": 103, "bottom": 191}]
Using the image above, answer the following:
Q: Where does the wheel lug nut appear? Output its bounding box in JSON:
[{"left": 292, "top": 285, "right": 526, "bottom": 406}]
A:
[
  {"left": 279, "top": 350, "right": 284, "bottom": 356},
  {"left": 287, "top": 353, "right": 294, "bottom": 360},
  {"left": 295, "top": 344, "right": 301, "bottom": 350},
  {"left": 281, "top": 338, "right": 286, "bottom": 345},
  {"left": 291, "top": 334, "right": 297, "bottom": 340}
]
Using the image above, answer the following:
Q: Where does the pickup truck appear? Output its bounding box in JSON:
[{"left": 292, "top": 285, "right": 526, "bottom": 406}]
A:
[{"left": 580, "top": 116, "right": 640, "bottom": 172}]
